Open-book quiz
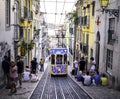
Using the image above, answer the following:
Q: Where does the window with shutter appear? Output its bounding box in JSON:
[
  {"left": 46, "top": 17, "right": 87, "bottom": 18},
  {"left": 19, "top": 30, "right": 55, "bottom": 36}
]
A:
[
  {"left": 6, "top": 0, "right": 10, "bottom": 27},
  {"left": 108, "top": 18, "right": 115, "bottom": 44},
  {"left": 106, "top": 49, "right": 113, "bottom": 75}
]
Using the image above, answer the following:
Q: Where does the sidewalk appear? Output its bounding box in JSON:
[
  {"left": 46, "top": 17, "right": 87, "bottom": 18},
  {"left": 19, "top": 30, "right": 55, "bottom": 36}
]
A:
[
  {"left": 0, "top": 57, "right": 49, "bottom": 99},
  {"left": 68, "top": 65, "right": 120, "bottom": 99},
  {"left": 1, "top": 61, "right": 120, "bottom": 99}
]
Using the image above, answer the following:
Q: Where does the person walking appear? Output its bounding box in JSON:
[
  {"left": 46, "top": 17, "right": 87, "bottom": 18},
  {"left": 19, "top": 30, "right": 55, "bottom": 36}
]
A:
[
  {"left": 2, "top": 56, "right": 11, "bottom": 89},
  {"left": 16, "top": 55, "right": 24, "bottom": 88},
  {"left": 9, "top": 61, "right": 18, "bottom": 93},
  {"left": 39, "top": 58, "right": 44, "bottom": 72}
]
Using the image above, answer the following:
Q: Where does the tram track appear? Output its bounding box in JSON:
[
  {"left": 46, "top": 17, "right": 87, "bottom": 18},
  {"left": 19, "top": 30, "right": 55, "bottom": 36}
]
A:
[
  {"left": 30, "top": 67, "right": 92, "bottom": 99},
  {"left": 59, "top": 77, "right": 75, "bottom": 99}
]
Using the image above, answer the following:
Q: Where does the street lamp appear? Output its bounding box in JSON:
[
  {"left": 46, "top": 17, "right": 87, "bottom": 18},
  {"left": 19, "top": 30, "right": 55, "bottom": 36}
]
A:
[
  {"left": 99, "top": 0, "right": 109, "bottom": 8},
  {"left": 99, "top": 0, "right": 119, "bottom": 17}
]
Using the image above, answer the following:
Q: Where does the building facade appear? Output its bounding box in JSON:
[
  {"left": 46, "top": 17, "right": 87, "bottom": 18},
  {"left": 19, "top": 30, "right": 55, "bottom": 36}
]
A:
[
  {"left": 0, "top": 0, "right": 41, "bottom": 87},
  {"left": 94, "top": 0, "right": 120, "bottom": 90},
  {"left": 0, "top": 0, "right": 15, "bottom": 87},
  {"left": 75, "top": 0, "right": 95, "bottom": 70}
]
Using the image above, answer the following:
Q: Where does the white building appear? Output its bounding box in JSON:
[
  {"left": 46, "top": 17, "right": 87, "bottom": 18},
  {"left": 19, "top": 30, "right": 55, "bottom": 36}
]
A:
[
  {"left": 94, "top": 0, "right": 120, "bottom": 90},
  {"left": 0, "top": 0, "right": 16, "bottom": 87}
]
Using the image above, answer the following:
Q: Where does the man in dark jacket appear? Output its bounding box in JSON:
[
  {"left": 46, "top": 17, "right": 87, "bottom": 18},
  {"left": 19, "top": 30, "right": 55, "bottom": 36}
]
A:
[
  {"left": 31, "top": 57, "right": 38, "bottom": 74},
  {"left": 79, "top": 56, "right": 86, "bottom": 72},
  {"left": 16, "top": 55, "right": 24, "bottom": 88},
  {"left": 2, "top": 56, "right": 10, "bottom": 89}
]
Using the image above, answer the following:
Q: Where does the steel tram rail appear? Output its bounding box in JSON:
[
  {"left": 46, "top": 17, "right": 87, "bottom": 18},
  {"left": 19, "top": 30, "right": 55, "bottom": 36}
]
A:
[{"left": 30, "top": 67, "right": 92, "bottom": 99}]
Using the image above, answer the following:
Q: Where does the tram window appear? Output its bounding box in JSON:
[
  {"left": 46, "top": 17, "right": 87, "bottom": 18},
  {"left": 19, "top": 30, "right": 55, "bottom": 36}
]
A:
[
  {"left": 51, "top": 54, "right": 55, "bottom": 64},
  {"left": 64, "top": 54, "right": 67, "bottom": 64},
  {"left": 56, "top": 55, "right": 62, "bottom": 64}
]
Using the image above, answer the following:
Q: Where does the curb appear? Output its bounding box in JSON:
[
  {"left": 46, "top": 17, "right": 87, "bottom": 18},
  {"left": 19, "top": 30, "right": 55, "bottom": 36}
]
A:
[
  {"left": 28, "top": 71, "right": 45, "bottom": 99},
  {"left": 28, "top": 62, "right": 48, "bottom": 99}
]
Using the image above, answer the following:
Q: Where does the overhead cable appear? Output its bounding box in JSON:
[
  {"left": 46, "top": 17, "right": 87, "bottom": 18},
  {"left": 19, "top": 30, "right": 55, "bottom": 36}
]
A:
[
  {"left": 59, "top": 0, "right": 66, "bottom": 26},
  {"left": 40, "top": 1, "right": 74, "bottom": 3},
  {"left": 54, "top": 0, "right": 58, "bottom": 27}
]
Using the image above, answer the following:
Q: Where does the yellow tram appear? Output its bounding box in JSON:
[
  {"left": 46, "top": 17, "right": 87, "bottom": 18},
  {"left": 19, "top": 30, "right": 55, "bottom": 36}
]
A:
[{"left": 50, "top": 48, "right": 68, "bottom": 76}]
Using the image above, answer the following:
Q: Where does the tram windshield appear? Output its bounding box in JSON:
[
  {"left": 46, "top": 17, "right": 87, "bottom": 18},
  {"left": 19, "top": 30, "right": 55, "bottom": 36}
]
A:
[
  {"left": 51, "top": 54, "right": 55, "bottom": 64},
  {"left": 56, "top": 54, "right": 62, "bottom": 64}
]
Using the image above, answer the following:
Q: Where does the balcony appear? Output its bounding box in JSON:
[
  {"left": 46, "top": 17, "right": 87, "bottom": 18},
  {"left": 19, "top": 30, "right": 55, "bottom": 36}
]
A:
[
  {"left": 21, "top": 7, "right": 27, "bottom": 21},
  {"left": 78, "top": 17, "right": 81, "bottom": 26},
  {"left": 14, "top": 25, "right": 20, "bottom": 42},
  {"left": 81, "top": 16, "right": 90, "bottom": 27},
  {"left": 28, "top": 11, "right": 33, "bottom": 22},
  {"left": 14, "top": 34, "right": 20, "bottom": 42},
  {"left": 80, "top": 42, "right": 88, "bottom": 56},
  {"left": 35, "top": 5, "right": 39, "bottom": 14},
  {"left": 19, "top": 27, "right": 24, "bottom": 40}
]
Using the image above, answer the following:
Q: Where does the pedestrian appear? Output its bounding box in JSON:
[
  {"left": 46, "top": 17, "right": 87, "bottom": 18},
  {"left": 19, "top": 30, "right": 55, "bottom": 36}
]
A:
[
  {"left": 73, "top": 57, "right": 79, "bottom": 75},
  {"left": 82, "top": 71, "right": 92, "bottom": 86},
  {"left": 79, "top": 56, "right": 86, "bottom": 72},
  {"left": 9, "top": 61, "right": 18, "bottom": 93},
  {"left": 30, "top": 74, "right": 38, "bottom": 82},
  {"left": 16, "top": 55, "right": 24, "bottom": 88},
  {"left": 39, "top": 58, "right": 44, "bottom": 72},
  {"left": 31, "top": 57, "right": 38, "bottom": 74},
  {"left": 2, "top": 56, "right": 11, "bottom": 89},
  {"left": 90, "top": 57, "right": 96, "bottom": 75},
  {"left": 92, "top": 71, "right": 101, "bottom": 86},
  {"left": 75, "top": 71, "right": 83, "bottom": 81},
  {"left": 101, "top": 73, "right": 108, "bottom": 86},
  {"left": 23, "top": 66, "right": 30, "bottom": 82}
]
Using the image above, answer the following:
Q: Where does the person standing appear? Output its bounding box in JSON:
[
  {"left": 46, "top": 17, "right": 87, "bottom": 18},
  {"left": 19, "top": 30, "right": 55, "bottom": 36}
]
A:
[
  {"left": 89, "top": 57, "right": 96, "bottom": 75},
  {"left": 16, "top": 55, "right": 24, "bottom": 88},
  {"left": 73, "top": 57, "right": 79, "bottom": 75},
  {"left": 79, "top": 56, "right": 86, "bottom": 72},
  {"left": 39, "top": 58, "right": 44, "bottom": 72},
  {"left": 10, "top": 61, "right": 18, "bottom": 93},
  {"left": 31, "top": 57, "right": 38, "bottom": 74},
  {"left": 2, "top": 56, "right": 11, "bottom": 89}
]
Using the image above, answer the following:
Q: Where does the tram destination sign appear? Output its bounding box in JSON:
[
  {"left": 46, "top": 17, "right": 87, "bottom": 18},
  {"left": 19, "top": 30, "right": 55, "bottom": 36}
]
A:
[{"left": 50, "top": 48, "right": 68, "bottom": 54}]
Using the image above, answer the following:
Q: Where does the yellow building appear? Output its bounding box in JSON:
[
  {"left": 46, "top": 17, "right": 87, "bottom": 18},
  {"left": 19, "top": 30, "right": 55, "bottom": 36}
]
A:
[
  {"left": 18, "top": 0, "right": 33, "bottom": 66},
  {"left": 76, "top": 0, "right": 95, "bottom": 70}
]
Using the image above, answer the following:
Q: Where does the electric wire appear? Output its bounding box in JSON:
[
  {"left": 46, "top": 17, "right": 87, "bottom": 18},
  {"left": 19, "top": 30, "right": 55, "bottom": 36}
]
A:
[
  {"left": 58, "top": 0, "right": 66, "bottom": 26},
  {"left": 54, "top": 0, "right": 58, "bottom": 27},
  {"left": 40, "top": 1, "right": 74, "bottom": 3},
  {"left": 40, "top": 0, "right": 76, "bottom": 26},
  {"left": 70, "top": 0, "right": 78, "bottom": 12},
  {"left": 42, "top": 12, "right": 66, "bottom": 15}
]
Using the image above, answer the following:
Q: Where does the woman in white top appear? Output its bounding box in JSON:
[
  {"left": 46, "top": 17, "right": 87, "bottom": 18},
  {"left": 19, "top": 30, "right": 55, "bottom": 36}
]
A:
[
  {"left": 90, "top": 61, "right": 96, "bottom": 72},
  {"left": 23, "top": 69, "right": 30, "bottom": 81}
]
